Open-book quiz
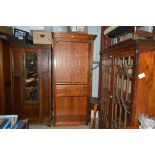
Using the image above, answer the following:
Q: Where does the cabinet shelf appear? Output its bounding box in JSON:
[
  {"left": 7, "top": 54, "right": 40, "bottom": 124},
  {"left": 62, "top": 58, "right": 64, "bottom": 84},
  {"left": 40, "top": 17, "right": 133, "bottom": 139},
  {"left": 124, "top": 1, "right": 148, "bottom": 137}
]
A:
[
  {"left": 107, "top": 26, "right": 133, "bottom": 38},
  {"left": 102, "top": 26, "right": 155, "bottom": 49}
]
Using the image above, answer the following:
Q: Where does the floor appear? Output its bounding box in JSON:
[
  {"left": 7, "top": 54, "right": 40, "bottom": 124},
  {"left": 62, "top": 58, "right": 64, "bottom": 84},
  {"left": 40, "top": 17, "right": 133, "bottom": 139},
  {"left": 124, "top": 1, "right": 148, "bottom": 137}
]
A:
[
  {"left": 29, "top": 125, "right": 90, "bottom": 129},
  {"left": 29, "top": 119, "right": 99, "bottom": 129}
]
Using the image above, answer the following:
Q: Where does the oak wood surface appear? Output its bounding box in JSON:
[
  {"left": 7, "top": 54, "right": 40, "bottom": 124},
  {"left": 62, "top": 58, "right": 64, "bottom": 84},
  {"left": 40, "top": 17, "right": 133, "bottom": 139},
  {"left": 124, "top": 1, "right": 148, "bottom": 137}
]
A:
[{"left": 52, "top": 33, "right": 95, "bottom": 126}]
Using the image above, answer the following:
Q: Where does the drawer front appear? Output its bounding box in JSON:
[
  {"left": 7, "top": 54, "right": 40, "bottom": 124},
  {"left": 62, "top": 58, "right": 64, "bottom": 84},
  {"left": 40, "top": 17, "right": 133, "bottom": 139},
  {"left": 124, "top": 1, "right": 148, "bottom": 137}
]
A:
[{"left": 56, "top": 85, "right": 88, "bottom": 97}]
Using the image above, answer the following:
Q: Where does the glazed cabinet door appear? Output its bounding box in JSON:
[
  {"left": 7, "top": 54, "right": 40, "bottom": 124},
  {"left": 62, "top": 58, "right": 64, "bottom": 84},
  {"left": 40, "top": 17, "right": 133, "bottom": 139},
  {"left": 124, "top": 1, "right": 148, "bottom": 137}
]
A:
[
  {"left": 11, "top": 47, "right": 51, "bottom": 124},
  {"left": 111, "top": 54, "right": 135, "bottom": 128},
  {"left": 99, "top": 55, "right": 113, "bottom": 128},
  {"left": 100, "top": 53, "right": 136, "bottom": 129},
  {"left": 11, "top": 48, "right": 40, "bottom": 118}
]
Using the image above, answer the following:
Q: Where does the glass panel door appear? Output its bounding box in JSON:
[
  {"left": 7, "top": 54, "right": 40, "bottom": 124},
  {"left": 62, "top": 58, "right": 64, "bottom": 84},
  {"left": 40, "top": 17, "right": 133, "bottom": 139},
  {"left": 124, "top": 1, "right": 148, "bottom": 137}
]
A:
[
  {"left": 112, "top": 55, "right": 134, "bottom": 128},
  {"left": 25, "top": 51, "right": 38, "bottom": 102}
]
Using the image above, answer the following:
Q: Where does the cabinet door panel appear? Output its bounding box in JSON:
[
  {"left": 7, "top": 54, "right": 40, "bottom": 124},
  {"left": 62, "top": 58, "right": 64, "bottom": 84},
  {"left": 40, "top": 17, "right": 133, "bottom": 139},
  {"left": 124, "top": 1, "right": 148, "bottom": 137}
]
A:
[
  {"left": 55, "top": 97, "right": 87, "bottom": 123},
  {"left": 3, "top": 43, "right": 12, "bottom": 114},
  {"left": 56, "top": 97, "right": 71, "bottom": 117},
  {"left": 11, "top": 49, "right": 24, "bottom": 115},
  {"left": 54, "top": 42, "right": 89, "bottom": 83},
  {"left": 70, "top": 42, "right": 88, "bottom": 83},
  {"left": 54, "top": 42, "right": 71, "bottom": 82},
  {"left": 100, "top": 56, "right": 113, "bottom": 129},
  {"left": 39, "top": 49, "right": 50, "bottom": 117},
  {"left": 112, "top": 55, "right": 134, "bottom": 128},
  {"left": 72, "top": 97, "right": 87, "bottom": 116}
]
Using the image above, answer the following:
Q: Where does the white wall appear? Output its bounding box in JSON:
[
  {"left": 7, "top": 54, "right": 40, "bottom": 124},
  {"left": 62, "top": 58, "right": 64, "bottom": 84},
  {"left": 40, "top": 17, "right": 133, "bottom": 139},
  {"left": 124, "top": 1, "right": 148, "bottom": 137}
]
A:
[
  {"left": 13, "top": 26, "right": 44, "bottom": 33},
  {"left": 13, "top": 26, "right": 101, "bottom": 97},
  {"left": 88, "top": 26, "right": 101, "bottom": 97}
]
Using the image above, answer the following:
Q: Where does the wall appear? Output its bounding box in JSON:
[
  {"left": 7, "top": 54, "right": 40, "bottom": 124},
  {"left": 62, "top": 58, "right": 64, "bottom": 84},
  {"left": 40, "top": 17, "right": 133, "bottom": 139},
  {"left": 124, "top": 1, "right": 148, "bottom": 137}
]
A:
[
  {"left": 13, "top": 26, "right": 101, "bottom": 97},
  {"left": 88, "top": 26, "right": 101, "bottom": 97}
]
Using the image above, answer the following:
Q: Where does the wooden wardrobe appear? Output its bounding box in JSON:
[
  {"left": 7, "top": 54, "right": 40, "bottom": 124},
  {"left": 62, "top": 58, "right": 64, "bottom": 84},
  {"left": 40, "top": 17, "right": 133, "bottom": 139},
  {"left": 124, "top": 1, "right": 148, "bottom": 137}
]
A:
[
  {"left": 0, "top": 39, "right": 12, "bottom": 114},
  {"left": 52, "top": 33, "right": 95, "bottom": 126},
  {"left": 11, "top": 45, "right": 51, "bottom": 124}
]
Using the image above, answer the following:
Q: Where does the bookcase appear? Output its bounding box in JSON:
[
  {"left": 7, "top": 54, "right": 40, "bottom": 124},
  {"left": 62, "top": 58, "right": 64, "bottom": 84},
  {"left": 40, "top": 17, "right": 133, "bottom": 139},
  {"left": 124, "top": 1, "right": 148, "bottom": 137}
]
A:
[{"left": 99, "top": 27, "right": 155, "bottom": 128}]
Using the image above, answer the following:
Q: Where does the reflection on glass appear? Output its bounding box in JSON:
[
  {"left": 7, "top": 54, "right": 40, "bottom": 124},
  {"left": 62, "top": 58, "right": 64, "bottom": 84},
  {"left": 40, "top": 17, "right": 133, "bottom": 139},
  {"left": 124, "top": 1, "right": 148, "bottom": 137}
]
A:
[{"left": 25, "top": 52, "right": 38, "bottom": 102}]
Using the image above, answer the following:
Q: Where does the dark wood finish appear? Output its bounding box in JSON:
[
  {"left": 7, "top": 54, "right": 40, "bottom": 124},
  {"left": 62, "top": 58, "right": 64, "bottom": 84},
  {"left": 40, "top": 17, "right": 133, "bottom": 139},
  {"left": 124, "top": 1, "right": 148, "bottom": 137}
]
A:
[
  {"left": 52, "top": 33, "right": 95, "bottom": 126},
  {"left": 11, "top": 46, "right": 51, "bottom": 124},
  {"left": 99, "top": 39, "right": 155, "bottom": 128},
  {"left": 100, "top": 27, "right": 109, "bottom": 51},
  {"left": 99, "top": 26, "right": 110, "bottom": 98},
  {"left": 0, "top": 41, "right": 5, "bottom": 114},
  {"left": 137, "top": 30, "right": 153, "bottom": 39},
  {"left": 11, "top": 48, "right": 24, "bottom": 116},
  {"left": 0, "top": 40, "right": 12, "bottom": 114}
]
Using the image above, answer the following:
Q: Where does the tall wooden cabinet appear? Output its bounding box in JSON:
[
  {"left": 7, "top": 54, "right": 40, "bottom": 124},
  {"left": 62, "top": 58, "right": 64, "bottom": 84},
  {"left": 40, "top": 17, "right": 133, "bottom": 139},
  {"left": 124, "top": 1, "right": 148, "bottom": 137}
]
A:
[
  {"left": 99, "top": 39, "right": 155, "bottom": 128},
  {"left": 0, "top": 40, "right": 12, "bottom": 114},
  {"left": 52, "top": 33, "right": 95, "bottom": 126},
  {"left": 11, "top": 45, "right": 51, "bottom": 124}
]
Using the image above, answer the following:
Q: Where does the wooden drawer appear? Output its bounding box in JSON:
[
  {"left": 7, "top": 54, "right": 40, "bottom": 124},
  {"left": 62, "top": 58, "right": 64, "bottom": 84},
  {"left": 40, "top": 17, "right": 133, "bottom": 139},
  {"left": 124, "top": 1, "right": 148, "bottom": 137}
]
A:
[{"left": 56, "top": 85, "right": 88, "bottom": 97}]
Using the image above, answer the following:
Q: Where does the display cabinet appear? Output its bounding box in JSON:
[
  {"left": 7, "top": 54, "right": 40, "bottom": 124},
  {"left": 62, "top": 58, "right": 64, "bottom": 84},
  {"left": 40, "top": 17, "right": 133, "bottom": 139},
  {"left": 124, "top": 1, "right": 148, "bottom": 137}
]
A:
[
  {"left": 11, "top": 45, "right": 51, "bottom": 124},
  {"left": 99, "top": 36, "right": 155, "bottom": 128}
]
